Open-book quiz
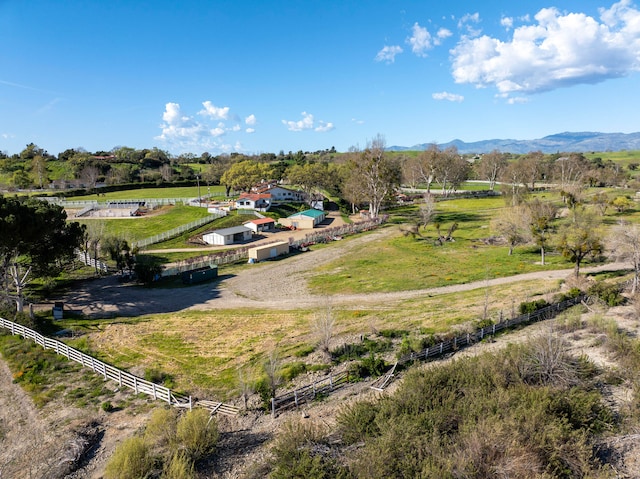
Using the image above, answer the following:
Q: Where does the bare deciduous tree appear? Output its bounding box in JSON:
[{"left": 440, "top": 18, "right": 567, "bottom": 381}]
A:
[
  {"left": 491, "top": 205, "right": 530, "bottom": 255},
  {"left": 263, "top": 349, "right": 282, "bottom": 398},
  {"left": 609, "top": 221, "right": 640, "bottom": 294},
  {"left": 313, "top": 303, "right": 336, "bottom": 354}
]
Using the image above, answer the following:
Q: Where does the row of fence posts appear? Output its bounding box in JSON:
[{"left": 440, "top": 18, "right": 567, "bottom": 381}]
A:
[{"left": 270, "top": 294, "right": 585, "bottom": 417}]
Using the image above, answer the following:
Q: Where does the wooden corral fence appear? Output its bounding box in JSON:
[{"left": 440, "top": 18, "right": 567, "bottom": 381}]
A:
[
  {"left": 0, "top": 317, "right": 238, "bottom": 416},
  {"left": 270, "top": 370, "right": 351, "bottom": 417},
  {"left": 270, "top": 294, "right": 585, "bottom": 416}
]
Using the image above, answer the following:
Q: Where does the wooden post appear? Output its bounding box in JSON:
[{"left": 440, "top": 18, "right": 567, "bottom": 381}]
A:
[
  {"left": 294, "top": 390, "right": 298, "bottom": 408},
  {"left": 271, "top": 397, "right": 275, "bottom": 418},
  {"left": 152, "top": 383, "right": 157, "bottom": 400}
]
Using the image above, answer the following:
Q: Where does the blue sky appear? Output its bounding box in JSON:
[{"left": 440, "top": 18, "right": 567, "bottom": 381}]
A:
[{"left": 1, "top": 0, "right": 640, "bottom": 156}]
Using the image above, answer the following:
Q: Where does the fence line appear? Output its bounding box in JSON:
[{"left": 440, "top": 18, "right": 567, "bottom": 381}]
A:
[
  {"left": 164, "top": 217, "right": 386, "bottom": 276},
  {"left": 133, "top": 212, "right": 226, "bottom": 249},
  {"left": 0, "top": 317, "right": 238, "bottom": 416},
  {"left": 270, "top": 294, "right": 585, "bottom": 416},
  {"left": 75, "top": 250, "right": 109, "bottom": 273}
]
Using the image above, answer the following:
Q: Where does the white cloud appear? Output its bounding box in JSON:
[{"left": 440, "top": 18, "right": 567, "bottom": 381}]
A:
[
  {"left": 157, "top": 102, "right": 209, "bottom": 144},
  {"left": 375, "top": 45, "right": 403, "bottom": 63},
  {"left": 351, "top": 118, "right": 365, "bottom": 125},
  {"left": 507, "top": 96, "right": 529, "bottom": 104},
  {"left": 451, "top": 1, "right": 640, "bottom": 96},
  {"left": 282, "top": 112, "right": 334, "bottom": 132},
  {"left": 501, "top": 16, "right": 513, "bottom": 30},
  {"left": 245, "top": 114, "right": 256, "bottom": 125},
  {"left": 432, "top": 91, "right": 464, "bottom": 102},
  {"left": 156, "top": 101, "right": 253, "bottom": 153},
  {"left": 246, "top": 128, "right": 255, "bottom": 133},
  {"left": 315, "top": 121, "right": 335, "bottom": 132},
  {"left": 199, "top": 100, "right": 230, "bottom": 119},
  {"left": 436, "top": 28, "right": 453, "bottom": 43},
  {"left": 408, "top": 23, "right": 432, "bottom": 56},
  {"left": 458, "top": 12, "right": 482, "bottom": 37}
]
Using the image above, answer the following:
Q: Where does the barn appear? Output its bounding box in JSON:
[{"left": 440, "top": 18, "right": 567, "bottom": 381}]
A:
[
  {"left": 202, "top": 225, "right": 252, "bottom": 245},
  {"left": 278, "top": 209, "right": 325, "bottom": 229}
]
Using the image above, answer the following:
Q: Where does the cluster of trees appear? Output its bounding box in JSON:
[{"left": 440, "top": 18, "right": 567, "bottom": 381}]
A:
[
  {"left": 0, "top": 196, "right": 85, "bottom": 313},
  {"left": 2, "top": 139, "right": 632, "bottom": 221}
]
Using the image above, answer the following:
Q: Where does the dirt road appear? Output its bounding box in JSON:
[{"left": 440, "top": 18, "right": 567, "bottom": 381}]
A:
[{"left": 59, "top": 224, "right": 632, "bottom": 318}]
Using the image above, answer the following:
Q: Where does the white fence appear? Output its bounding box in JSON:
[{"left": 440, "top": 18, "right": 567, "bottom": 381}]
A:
[
  {"left": 75, "top": 250, "right": 109, "bottom": 273},
  {"left": 0, "top": 317, "right": 239, "bottom": 416},
  {"left": 133, "top": 211, "right": 227, "bottom": 249}
]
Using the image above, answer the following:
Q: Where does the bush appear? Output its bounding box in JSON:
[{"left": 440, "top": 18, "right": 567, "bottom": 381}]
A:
[
  {"left": 519, "top": 298, "right": 549, "bottom": 314},
  {"left": 104, "top": 436, "right": 153, "bottom": 479},
  {"left": 336, "top": 400, "right": 380, "bottom": 444},
  {"left": 175, "top": 409, "right": 219, "bottom": 461},
  {"left": 145, "top": 407, "right": 178, "bottom": 450},
  {"left": 348, "top": 353, "right": 386, "bottom": 380},
  {"left": 101, "top": 401, "right": 114, "bottom": 412},
  {"left": 161, "top": 451, "right": 196, "bottom": 479},
  {"left": 268, "top": 420, "right": 346, "bottom": 479},
  {"left": 588, "top": 281, "right": 624, "bottom": 306}
]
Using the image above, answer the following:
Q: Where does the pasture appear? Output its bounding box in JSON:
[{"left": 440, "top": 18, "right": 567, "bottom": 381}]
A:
[{"left": 58, "top": 184, "right": 639, "bottom": 400}]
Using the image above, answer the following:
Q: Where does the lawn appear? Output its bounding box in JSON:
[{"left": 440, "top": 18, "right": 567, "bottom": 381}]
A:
[
  {"left": 70, "top": 185, "right": 228, "bottom": 201},
  {"left": 75, "top": 205, "right": 213, "bottom": 243}
]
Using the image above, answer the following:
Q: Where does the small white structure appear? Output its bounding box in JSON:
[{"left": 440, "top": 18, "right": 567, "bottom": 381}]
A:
[
  {"left": 203, "top": 225, "right": 252, "bottom": 245},
  {"left": 244, "top": 217, "right": 276, "bottom": 233}
]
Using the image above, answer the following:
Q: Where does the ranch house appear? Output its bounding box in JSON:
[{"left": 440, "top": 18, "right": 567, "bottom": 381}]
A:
[{"left": 235, "top": 193, "right": 271, "bottom": 211}]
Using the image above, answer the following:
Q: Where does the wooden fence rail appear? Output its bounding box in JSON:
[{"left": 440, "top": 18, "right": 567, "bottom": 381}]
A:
[
  {"left": 0, "top": 317, "right": 238, "bottom": 416},
  {"left": 270, "top": 294, "right": 585, "bottom": 416}
]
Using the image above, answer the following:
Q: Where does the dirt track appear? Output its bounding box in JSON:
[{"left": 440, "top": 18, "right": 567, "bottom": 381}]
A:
[{"left": 59, "top": 224, "right": 632, "bottom": 318}]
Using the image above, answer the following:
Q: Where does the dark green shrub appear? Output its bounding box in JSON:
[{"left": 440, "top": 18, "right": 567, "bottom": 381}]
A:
[
  {"left": 336, "top": 400, "right": 380, "bottom": 444},
  {"left": 331, "top": 338, "right": 392, "bottom": 363},
  {"left": 101, "top": 401, "right": 114, "bottom": 412},
  {"left": 281, "top": 362, "right": 307, "bottom": 382},
  {"left": 348, "top": 353, "right": 386, "bottom": 380},
  {"left": 144, "top": 368, "right": 175, "bottom": 388},
  {"left": 519, "top": 298, "right": 549, "bottom": 314},
  {"left": 588, "top": 281, "right": 624, "bottom": 306}
]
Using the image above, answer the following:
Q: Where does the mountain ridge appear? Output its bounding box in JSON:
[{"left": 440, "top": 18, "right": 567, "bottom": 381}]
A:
[{"left": 388, "top": 131, "right": 640, "bottom": 154}]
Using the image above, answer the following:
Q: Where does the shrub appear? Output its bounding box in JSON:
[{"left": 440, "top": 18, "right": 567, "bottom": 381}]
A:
[
  {"left": 348, "top": 353, "right": 386, "bottom": 380},
  {"left": 144, "top": 368, "right": 175, "bottom": 388},
  {"left": 336, "top": 400, "right": 380, "bottom": 444},
  {"left": 268, "top": 420, "right": 346, "bottom": 479},
  {"left": 519, "top": 298, "right": 549, "bottom": 314},
  {"left": 101, "top": 401, "right": 114, "bottom": 412},
  {"left": 588, "top": 281, "right": 624, "bottom": 306},
  {"left": 145, "top": 407, "right": 178, "bottom": 450},
  {"left": 175, "top": 408, "right": 219, "bottom": 461},
  {"left": 161, "top": 451, "right": 196, "bottom": 479},
  {"left": 281, "top": 361, "right": 307, "bottom": 382},
  {"left": 104, "top": 436, "right": 153, "bottom": 479}
]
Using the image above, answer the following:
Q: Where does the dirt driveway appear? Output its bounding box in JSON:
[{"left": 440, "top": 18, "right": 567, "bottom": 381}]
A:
[{"left": 59, "top": 222, "right": 632, "bottom": 318}]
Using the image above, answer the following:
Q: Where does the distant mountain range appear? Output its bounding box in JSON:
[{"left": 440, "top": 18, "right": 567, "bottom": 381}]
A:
[{"left": 388, "top": 131, "right": 640, "bottom": 154}]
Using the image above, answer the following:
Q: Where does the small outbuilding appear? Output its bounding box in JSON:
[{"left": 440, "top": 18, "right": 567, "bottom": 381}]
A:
[
  {"left": 181, "top": 265, "right": 218, "bottom": 284},
  {"left": 248, "top": 241, "right": 290, "bottom": 262},
  {"left": 244, "top": 217, "right": 276, "bottom": 233},
  {"left": 203, "top": 225, "right": 252, "bottom": 245},
  {"left": 278, "top": 209, "right": 326, "bottom": 230}
]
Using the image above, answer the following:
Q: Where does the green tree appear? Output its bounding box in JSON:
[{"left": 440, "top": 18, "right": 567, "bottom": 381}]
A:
[
  {"left": 527, "top": 199, "right": 557, "bottom": 265},
  {"left": 11, "top": 169, "right": 31, "bottom": 189},
  {"left": 0, "top": 196, "right": 85, "bottom": 311},
  {"left": 220, "top": 160, "right": 271, "bottom": 194},
  {"left": 555, "top": 209, "right": 604, "bottom": 278},
  {"left": 30, "top": 156, "right": 48, "bottom": 189}
]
